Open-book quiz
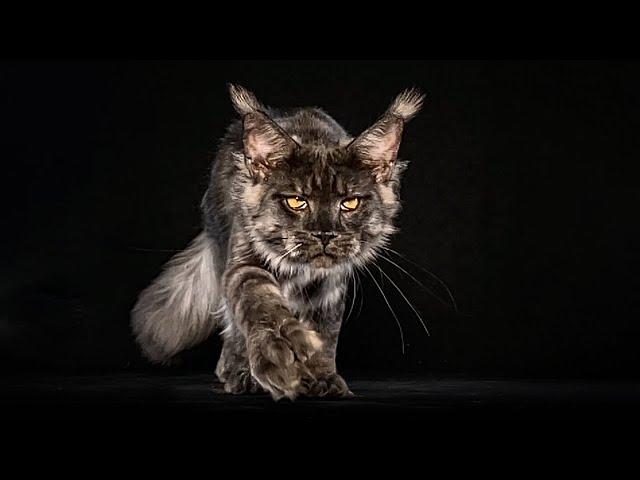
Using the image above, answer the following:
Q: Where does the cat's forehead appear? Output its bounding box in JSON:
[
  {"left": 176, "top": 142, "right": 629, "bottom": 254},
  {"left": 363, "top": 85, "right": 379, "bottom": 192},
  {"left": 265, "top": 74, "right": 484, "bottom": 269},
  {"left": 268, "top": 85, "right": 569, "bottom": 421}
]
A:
[{"left": 273, "top": 148, "right": 372, "bottom": 197}]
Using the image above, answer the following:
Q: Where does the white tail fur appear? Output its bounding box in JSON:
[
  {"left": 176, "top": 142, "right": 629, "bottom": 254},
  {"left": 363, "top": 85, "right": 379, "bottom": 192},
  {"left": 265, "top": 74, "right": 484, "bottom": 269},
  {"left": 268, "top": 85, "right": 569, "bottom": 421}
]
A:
[{"left": 131, "top": 232, "right": 222, "bottom": 363}]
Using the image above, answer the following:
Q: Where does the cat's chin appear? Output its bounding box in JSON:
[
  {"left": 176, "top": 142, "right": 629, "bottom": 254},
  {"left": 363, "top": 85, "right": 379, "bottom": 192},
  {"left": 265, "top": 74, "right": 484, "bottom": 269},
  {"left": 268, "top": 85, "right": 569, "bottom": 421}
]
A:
[{"left": 309, "top": 254, "right": 337, "bottom": 269}]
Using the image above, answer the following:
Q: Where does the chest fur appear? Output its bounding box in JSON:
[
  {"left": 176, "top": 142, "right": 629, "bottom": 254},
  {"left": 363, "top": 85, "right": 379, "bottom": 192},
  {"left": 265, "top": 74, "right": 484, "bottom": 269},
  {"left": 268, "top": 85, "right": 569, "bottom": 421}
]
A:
[{"left": 281, "top": 271, "right": 347, "bottom": 320}]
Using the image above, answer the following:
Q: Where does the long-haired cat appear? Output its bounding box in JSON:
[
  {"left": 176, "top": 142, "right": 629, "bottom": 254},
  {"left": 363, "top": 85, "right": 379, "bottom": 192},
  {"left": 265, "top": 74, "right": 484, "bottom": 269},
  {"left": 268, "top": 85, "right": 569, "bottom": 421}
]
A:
[{"left": 131, "top": 85, "right": 424, "bottom": 400}]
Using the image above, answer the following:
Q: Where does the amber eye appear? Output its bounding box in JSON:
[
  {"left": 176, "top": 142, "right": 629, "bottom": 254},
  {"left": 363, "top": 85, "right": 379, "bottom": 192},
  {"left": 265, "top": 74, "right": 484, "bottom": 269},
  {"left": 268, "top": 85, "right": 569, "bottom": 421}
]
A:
[
  {"left": 340, "top": 197, "right": 360, "bottom": 211},
  {"left": 284, "top": 196, "right": 308, "bottom": 211}
]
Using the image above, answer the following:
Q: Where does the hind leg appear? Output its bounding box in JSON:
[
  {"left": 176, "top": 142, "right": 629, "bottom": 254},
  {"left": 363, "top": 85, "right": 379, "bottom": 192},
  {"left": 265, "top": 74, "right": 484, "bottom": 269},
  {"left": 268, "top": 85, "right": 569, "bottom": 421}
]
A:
[{"left": 215, "top": 324, "right": 263, "bottom": 394}]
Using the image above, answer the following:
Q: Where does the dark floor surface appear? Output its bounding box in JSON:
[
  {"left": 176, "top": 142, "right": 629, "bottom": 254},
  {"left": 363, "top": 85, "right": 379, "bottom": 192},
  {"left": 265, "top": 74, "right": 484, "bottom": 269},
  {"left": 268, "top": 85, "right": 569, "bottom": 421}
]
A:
[{"left": 3, "top": 373, "right": 640, "bottom": 420}]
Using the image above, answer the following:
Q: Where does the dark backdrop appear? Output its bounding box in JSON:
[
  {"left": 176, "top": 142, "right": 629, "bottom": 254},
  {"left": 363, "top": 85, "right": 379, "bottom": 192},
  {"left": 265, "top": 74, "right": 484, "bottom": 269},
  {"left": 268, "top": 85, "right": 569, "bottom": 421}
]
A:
[{"left": 1, "top": 60, "right": 638, "bottom": 379}]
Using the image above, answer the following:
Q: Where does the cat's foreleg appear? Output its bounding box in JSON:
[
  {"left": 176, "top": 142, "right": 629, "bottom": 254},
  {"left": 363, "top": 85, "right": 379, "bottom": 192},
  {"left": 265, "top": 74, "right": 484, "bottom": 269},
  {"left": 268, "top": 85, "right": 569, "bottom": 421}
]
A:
[
  {"left": 224, "top": 265, "right": 323, "bottom": 400},
  {"left": 300, "top": 301, "right": 353, "bottom": 397},
  {"left": 215, "top": 324, "right": 263, "bottom": 394}
]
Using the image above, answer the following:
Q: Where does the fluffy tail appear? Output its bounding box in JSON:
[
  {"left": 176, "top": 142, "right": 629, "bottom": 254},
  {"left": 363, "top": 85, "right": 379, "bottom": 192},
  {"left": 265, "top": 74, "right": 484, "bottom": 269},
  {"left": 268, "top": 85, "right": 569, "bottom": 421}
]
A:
[{"left": 131, "top": 232, "right": 223, "bottom": 363}]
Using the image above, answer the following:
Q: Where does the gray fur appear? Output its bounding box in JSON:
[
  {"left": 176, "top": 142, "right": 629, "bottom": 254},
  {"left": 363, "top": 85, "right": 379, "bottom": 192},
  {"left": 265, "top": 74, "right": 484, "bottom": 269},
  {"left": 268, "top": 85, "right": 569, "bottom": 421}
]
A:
[
  {"left": 131, "top": 232, "right": 222, "bottom": 363},
  {"left": 131, "top": 84, "right": 423, "bottom": 399}
]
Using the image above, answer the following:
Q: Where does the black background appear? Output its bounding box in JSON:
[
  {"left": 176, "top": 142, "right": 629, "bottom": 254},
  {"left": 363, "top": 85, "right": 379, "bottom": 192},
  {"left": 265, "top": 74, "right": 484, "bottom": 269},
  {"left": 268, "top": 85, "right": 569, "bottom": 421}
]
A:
[{"left": 2, "top": 60, "right": 638, "bottom": 380}]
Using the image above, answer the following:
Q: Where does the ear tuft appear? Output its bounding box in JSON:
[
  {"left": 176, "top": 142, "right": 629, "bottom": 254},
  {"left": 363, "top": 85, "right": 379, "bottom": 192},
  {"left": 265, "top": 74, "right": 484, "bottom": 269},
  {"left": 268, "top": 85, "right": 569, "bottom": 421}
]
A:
[
  {"left": 349, "top": 87, "right": 424, "bottom": 182},
  {"left": 387, "top": 88, "right": 425, "bottom": 122},
  {"left": 228, "top": 84, "right": 265, "bottom": 115}
]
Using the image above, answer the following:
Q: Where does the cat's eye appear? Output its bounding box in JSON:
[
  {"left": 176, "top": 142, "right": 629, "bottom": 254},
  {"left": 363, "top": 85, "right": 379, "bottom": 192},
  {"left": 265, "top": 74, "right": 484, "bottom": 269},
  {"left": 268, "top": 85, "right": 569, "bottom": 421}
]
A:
[
  {"left": 340, "top": 197, "right": 360, "bottom": 211},
  {"left": 284, "top": 196, "right": 308, "bottom": 211}
]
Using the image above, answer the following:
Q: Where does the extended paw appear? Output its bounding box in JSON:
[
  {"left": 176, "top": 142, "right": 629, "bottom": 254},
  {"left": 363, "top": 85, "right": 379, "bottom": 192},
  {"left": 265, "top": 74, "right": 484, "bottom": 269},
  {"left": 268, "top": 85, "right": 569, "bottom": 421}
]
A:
[
  {"left": 248, "top": 319, "right": 323, "bottom": 401},
  {"left": 299, "top": 373, "right": 354, "bottom": 398}
]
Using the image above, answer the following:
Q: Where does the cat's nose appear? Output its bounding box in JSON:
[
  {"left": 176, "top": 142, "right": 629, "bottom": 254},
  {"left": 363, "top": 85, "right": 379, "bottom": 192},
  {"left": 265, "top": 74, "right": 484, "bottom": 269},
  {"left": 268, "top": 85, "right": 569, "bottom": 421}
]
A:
[{"left": 312, "top": 232, "right": 338, "bottom": 247}]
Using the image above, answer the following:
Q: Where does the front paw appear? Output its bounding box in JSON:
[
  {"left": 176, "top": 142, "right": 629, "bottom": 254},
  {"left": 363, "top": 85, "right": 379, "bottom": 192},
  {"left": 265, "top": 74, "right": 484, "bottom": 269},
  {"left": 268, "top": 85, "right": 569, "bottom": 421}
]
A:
[
  {"left": 223, "top": 368, "right": 264, "bottom": 395},
  {"left": 299, "top": 373, "right": 354, "bottom": 398},
  {"left": 248, "top": 319, "right": 323, "bottom": 401}
]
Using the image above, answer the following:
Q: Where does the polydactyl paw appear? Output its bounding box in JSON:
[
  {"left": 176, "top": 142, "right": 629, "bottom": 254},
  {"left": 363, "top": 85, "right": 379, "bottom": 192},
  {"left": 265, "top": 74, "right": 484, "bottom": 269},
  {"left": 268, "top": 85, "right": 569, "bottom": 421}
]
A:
[{"left": 248, "top": 318, "right": 323, "bottom": 401}]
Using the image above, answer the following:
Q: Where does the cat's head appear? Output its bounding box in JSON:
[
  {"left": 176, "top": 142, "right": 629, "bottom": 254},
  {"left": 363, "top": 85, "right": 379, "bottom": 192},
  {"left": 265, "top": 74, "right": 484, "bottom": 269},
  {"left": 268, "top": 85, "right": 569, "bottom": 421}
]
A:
[{"left": 229, "top": 84, "right": 424, "bottom": 275}]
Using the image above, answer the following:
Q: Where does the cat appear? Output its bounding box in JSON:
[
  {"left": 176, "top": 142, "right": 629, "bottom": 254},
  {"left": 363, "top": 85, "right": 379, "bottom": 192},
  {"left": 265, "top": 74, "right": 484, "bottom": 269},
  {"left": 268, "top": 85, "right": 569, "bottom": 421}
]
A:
[{"left": 131, "top": 84, "right": 424, "bottom": 400}]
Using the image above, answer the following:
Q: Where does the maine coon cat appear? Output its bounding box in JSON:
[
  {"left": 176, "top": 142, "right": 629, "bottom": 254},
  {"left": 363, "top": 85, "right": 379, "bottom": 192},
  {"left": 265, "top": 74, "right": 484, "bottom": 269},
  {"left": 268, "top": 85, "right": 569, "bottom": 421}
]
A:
[{"left": 131, "top": 85, "right": 424, "bottom": 400}]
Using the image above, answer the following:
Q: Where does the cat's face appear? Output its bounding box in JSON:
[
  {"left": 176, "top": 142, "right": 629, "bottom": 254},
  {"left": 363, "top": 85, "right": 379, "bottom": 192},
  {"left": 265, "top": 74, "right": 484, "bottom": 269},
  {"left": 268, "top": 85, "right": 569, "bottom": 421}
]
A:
[
  {"left": 231, "top": 85, "right": 423, "bottom": 275},
  {"left": 245, "top": 147, "right": 401, "bottom": 273}
]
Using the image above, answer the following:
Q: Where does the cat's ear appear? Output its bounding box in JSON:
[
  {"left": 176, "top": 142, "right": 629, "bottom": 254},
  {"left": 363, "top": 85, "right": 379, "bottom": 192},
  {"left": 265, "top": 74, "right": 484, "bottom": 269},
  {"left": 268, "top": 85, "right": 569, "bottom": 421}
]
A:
[
  {"left": 349, "top": 88, "right": 425, "bottom": 182},
  {"left": 242, "top": 111, "right": 297, "bottom": 179},
  {"left": 228, "top": 84, "right": 297, "bottom": 179}
]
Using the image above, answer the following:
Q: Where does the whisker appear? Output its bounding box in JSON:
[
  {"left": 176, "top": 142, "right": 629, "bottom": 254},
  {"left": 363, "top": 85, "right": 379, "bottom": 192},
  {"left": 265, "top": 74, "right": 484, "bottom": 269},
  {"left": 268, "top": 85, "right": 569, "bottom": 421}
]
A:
[
  {"left": 362, "top": 265, "right": 405, "bottom": 355},
  {"left": 375, "top": 264, "right": 430, "bottom": 336},
  {"left": 376, "top": 251, "right": 450, "bottom": 308},
  {"left": 344, "top": 271, "right": 358, "bottom": 324},
  {"left": 378, "top": 266, "right": 386, "bottom": 287},
  {"left": 273, "top": 243, "right": 302, "bottom": 263},
  {"left": 380, "top": 247, "right": 458, "bottom": 312},
  {"left": 355, "top": 270, "right": 364, "bottom": 320}
]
